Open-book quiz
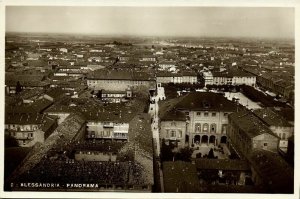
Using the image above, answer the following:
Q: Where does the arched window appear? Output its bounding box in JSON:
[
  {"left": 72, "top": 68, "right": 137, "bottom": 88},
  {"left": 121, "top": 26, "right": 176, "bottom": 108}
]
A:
[
  {"left": 203, "top": 123, "right": 209, "bottom": 133},
  {"left": 210, "top": 124, "right": 217, "bottom": 133},
  {"left": 195, "top": 123, "right": 201, "bottom": 132},
  {"left": 222, "top": 124, "right": 227, "bottom": 134}
]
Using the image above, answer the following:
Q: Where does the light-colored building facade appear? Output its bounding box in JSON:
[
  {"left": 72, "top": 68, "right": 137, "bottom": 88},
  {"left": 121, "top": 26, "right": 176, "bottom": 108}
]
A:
[
  {"left": 87, "top": 70, "right": 156, "bottom": 91},
  {"left": 86, "top": 121, "right": 129, "bottom": 140},
  {"left": 160, "top": 92, "right": 237, "bottom": 149},
  {"left": 5, "top": 113, "right": 58, "bottom": 147},
  {"left": 228, "top": 111, "right": 279, "bottom": 158}
]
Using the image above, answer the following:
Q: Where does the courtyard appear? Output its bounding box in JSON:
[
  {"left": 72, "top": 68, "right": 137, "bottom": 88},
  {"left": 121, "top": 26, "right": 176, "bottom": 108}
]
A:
[{"left": 191, "top": 143, "right": 231, "bottom": 159}]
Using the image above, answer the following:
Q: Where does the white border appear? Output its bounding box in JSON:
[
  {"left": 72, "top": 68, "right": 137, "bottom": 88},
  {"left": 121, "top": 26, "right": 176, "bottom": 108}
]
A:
[{"left": 0, "top": 0, "right": 299, "bottom": 198}]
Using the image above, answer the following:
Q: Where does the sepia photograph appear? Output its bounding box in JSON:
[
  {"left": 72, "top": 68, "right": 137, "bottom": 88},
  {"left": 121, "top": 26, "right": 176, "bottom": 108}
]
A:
[{"left": 1, "top": 1, "right": 298, "bottom": 198}]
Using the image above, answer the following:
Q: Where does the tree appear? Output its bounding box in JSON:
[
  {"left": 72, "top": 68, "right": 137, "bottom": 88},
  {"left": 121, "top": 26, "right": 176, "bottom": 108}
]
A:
[
  {"left": 161, "top": 139, "right": 174, "bottom": 162},
  {"left": 207, "top": 148, "right": 215, "bottom": 159},
  {"left": 176, "top": 147, "right": 193, "bottom": 162},
  {"left": 15, "top": 81, "right": 22, "bottom": 94}
]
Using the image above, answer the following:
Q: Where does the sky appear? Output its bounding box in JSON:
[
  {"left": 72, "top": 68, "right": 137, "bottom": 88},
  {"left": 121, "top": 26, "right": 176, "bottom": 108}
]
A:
[{"left": 5, "top": 6, "right": 295, "bottom": 39}]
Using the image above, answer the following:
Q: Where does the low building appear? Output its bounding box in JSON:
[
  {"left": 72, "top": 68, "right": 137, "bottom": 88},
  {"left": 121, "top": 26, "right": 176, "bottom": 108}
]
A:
[
  {"left": 87, "top": 69, "right": 156, "bottom": 91},
  {"left": 253, "top": 108, "right": 294, "bottom": 152},
  {"left": 195, "top": 159, "right": 251, "bottom": 185},
  {"left": 5, "top": 113, "right": 58, "bottom": 147},
  {"left": 100, "top": 89, "right": 132, "bottom": 103},
  {"left": 158, "top": 61, "right": 176, "bottom": 70},
  {"left": 203, "top": 69, "right": 256, "bottom": 87},
  {"left": 160, "top": 110, "right": 187, "bottom": 148},
  {"left": 5, "top": 74, "right": 50, "bottom": 94},
  {"left": 156, "top": 71, "right": 197, "bottom": 84},
  {"left": 228, "top": 111, "right": 280, "bottom": 157}
]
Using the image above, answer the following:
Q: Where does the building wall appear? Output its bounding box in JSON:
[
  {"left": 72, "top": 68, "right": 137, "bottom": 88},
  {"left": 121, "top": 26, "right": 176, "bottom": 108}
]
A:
[
  {"left": 160, "top": 121, "right": 186, "bottom": 148},
  {"left": 212, "top": 76, "right": 232, "bottom": 85},
  {"left": 270, "top": 126, "right": 293, "bottom": 149},
  {"left": 157, "top": 76, "right": 197, "bottom": 84},
  {"left": 232, "top": 76, "right": 256, "bottom": 86},
  {"left": 252, "top": 133, "right": 279, "bottom": 152},
  {"left": 228, "top": 120, "right": 279, "bottom": 156},
  {"left": 87, "top": 79, "right": 156, "bottom": 91},
  {"left": 86, "top": 121, "right": 129, "bottom": 140},
  {"left": 202, "top": 72, "right": 213, "bottom": 86},
  {"left": 6, "top": 124, "right": 46, "bottom": 147},
  {"left": 187, "top": 110, "right": 231, "bottom": 146}
]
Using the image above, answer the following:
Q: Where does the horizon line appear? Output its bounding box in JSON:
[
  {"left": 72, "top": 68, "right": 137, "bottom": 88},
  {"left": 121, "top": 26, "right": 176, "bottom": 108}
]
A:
[{"left": 5, "top": 31, "right": 295, "bottom": 41}]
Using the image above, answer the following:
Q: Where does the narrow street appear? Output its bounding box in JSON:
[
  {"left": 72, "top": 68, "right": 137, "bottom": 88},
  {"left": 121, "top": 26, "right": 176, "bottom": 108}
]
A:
[{"left": 149, "top": 84, "right": 166, "bottom": 192}]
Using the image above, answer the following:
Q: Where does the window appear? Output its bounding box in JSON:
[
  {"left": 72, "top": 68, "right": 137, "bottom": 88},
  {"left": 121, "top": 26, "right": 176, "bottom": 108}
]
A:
[
  {"left": 212, "top": 112, "right": 216, "bottom": 117},
  {"left": 178, "top": 130, "right": 182, "bottom": 138},
  {"left": 203, "top": 123, "right": 209, "bottom": 132},
  {"left": 195, "top": 123, "right": 201, "bottom": 132},
  {"left": 210, "top": 124, "right": 216, "bottom": 133},
  {"left": 170, "top": 130, "right": 176, "bottom": 137},
  {"left": 263, "top": 143, "right": 268, "bottom": 147},
  {"left": 196, "top": 112, "right": 201, "bottom": 116},
  {"left": 224, "top": 113, "right": 228, "bottom": 117},
  {"left": 204, "top": 112, "right": 209, "bottom": 117},
  {"left": 222, "top": 124, "right": 227, "bottom": 134}
]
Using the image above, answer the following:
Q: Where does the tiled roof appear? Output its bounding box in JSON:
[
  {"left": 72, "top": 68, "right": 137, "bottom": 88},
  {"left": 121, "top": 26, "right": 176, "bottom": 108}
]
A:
[
  {"left": 6, "top": 98, "right": 53, "bottom": 114},
  {"left": 253, "top": 108, "right": 292, "bottom": 127},
  {"left": 248, "top": 149, "right": 294, "bottom": 193},
  {"left": 195, "top": 159, "right": 250, "bottom": 171},
  {"left": 5, "top": 112, "right": 45, "bottom": 125},
  {"left": 161, "top": 109, "right": 186, "bottom": 121},
  {"left": 229, "top": 111, "right": 277, "bottom": 138},
  {"left": 163, "top": 161, "right": 201, "bottom": 192},
  {"left": 174, "top": 92, "right": 237, "bottom": 112}
]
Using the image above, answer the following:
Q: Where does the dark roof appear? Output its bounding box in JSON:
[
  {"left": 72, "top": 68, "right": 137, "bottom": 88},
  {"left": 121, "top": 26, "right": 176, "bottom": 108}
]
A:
[
  {"left": 271, "top": 107, "right": 294, "bottom": 122},
  {"left": 17, "top": 160, "right": 149, "bottom": 186},
  {"left": 253, "top": 108, "right": 292, "bottom": 127},
  {"left": 8, "top": 113, "right": 86, "bottom": 182},
  {"left": 74, "top": 140, "right": 126, "bottom": 153},
  {"left": 5, "top": 112, "right": 45, "bottom": 125},
  {"left": 41, "top": 115, "right": 58, "bottom": 132},
  {"left": 30, "top": 98, "right": 53, "bottom": 113},
  {"left": 6, "top": 98, "right": 53, "bottom": 114},
  {"left": 5, "top": 73, "right": 49, "bottom": 87},
  {"left": 174, "top": 92, "right": 237, "bottom": 112},
  {"left": 43, "top": 88, "right": 66, "bottom": 100},
  {"left": 211, "top": 69, "right": 255, "bottom": 78},
  {"left": 195, "top": 159, "right": 250, "bottom": 171},
  {"left": 228, "top": 111, "right": 276, "bottom": 138},
  {"left": 161, "top": 109, "right": 186, "bottom": 121},
  {"left": 163, "top": 161, "right": 201, "bottom": 192},
  {"left": 248, "top": 149, "right": 294, "bottom": 193},
  {"left": 19, "top": 88, "right": 44, "bottom": 100}
]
